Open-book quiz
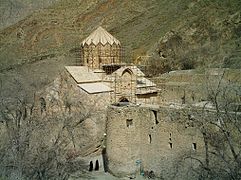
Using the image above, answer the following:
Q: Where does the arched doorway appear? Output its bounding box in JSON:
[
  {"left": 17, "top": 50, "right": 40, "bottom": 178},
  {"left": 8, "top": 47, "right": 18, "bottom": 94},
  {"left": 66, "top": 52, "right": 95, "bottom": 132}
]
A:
[
  {"left": 95, "top": 160, "right": 99, "bottom": 171},
  {"left": 89, "top": 161, "right": 93, "bottom": 171}
]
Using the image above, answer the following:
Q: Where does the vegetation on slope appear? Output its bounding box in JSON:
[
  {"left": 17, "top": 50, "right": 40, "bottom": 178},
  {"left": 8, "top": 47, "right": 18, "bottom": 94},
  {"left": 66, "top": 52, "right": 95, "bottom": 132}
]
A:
[
  {"left": 0, "top": 0, "right": 60, "bottom": 30},
  {"left": 1, "top": 0, "right": 240, "bottom": 70},
  {"left": 149, "top": 0, "right": 241, "bottom": 74},
  {"left": 0, "top": 0, "right": 241, "bottom": 95}
]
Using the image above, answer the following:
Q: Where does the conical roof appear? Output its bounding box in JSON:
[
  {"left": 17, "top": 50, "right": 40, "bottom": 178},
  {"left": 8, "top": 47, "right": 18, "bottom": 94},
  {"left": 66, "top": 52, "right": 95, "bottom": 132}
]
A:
[{"left": 82, "top": 26, "right": 121, "bottom": 46}]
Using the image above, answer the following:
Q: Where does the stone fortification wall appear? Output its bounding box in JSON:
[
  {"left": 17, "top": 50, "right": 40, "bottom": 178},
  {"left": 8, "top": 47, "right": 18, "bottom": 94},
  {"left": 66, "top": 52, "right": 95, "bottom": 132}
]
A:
[
  {"left": 158, "top": 83, "right": 206, "bottom": 105},
  {"left": 153, "top": 68, "right": 241, "bottom": 105},
  {"left": 106, "top": 105, "right": 205, "bottom": 179},
  {"left": 136, "top": 95, "right": 158, "bottom": 105}
]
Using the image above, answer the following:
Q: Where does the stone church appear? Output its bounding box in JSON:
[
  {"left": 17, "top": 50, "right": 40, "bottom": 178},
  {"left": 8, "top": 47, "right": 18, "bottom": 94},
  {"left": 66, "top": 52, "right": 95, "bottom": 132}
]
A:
[{"left": 66, "top": 26, "right": 158, "bottom": 105}]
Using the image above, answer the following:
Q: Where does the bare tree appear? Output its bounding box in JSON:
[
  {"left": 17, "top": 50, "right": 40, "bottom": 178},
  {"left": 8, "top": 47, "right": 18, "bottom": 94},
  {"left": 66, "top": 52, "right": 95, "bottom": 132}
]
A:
[
  {"left": 0, "top": 79, "right": 93, "bottom": 179},
  {"left": 183, "top": 69, "right": 241, "bottom": 179}
]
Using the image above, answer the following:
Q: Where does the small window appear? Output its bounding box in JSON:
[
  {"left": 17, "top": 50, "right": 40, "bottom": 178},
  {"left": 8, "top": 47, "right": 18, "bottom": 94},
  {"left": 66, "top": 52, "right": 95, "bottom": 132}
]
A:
[
  {"left": 169, "top": 142, "right": 173, "bottom": 149},
  {"left": 192, "top": 143, "right": 197, "bottom": 150},
  {"left": 39, "top": 97, "right": 46, "bottom": 114},
  {"left": 126, "top": 119, "right": 133, "bottom": 128},
  {"left": 149, "top": 134, "right": 152, "bottom": 143},
  {"left": 152, "top": 110, "right": 159, "bottom": 124},
  {"left": 191, "top": 92, "right": 195, "bottom": 101},
  {"left": 95, "top": 160, "right": 99, "bottom": 171},
  {"left": 89, "top": 161, "right": 93, "bottom": 171}
]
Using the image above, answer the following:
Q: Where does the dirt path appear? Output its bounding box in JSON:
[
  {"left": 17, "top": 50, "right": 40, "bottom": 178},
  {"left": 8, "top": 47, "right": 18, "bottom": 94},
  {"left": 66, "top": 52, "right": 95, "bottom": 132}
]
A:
[{"left": 69, "top": 171, "right": 145, "bottom": 180}]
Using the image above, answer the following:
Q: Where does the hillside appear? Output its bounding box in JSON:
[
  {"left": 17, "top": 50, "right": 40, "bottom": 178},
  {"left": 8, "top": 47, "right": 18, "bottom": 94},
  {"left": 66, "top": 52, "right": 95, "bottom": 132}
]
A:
[
  {"left": 0, "top": 0, "right": 60, "bottom": 30},
  {"left": 0, "top": 0, "right": 241, "bottom": 97},
  {"left": 150, "top": 2, "right": 241, "bottom": 72}
]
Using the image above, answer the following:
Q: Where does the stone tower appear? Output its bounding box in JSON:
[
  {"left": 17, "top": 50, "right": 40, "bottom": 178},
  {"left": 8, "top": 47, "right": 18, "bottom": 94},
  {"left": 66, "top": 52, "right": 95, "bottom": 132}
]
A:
[{"left": 81, "top": 26, "right": 121, "bottom": 69}]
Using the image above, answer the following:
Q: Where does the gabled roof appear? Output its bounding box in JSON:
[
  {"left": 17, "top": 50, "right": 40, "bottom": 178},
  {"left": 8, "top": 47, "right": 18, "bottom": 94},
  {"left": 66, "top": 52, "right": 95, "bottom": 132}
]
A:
[
  {"left": 82, "top": 26, "right": 121, "bottom": 46},
  {"left": 78, "top": 82, "right": 112, "bottom": 94},
  {"left": 65, "top": 66, "right": 102, "bottom": 83}
]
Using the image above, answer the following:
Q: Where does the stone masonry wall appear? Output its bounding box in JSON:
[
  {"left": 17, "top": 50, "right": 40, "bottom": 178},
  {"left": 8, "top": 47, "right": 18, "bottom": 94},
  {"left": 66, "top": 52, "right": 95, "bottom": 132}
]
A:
[
  {"left": 106, "top": 105, "right": 205, "bottom": 179},
  {"left": 153, "top": 69, "right": 241, "bottom": 106}
]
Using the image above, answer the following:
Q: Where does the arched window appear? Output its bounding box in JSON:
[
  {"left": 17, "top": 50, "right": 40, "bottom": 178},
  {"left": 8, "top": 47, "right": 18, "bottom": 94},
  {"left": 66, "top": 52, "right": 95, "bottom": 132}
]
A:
[
  {"left": 89, "top": 161, "right": 93, "bottom": 171},
  {"left": 95, "top": 160, "right": 99, "bottom": 171}
]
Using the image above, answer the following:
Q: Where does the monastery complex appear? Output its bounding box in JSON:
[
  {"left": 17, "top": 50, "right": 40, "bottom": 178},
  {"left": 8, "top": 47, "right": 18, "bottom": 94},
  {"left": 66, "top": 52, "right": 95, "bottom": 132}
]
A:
[{"left": 55, "top": 26, "right": 241, "bottom": 179}]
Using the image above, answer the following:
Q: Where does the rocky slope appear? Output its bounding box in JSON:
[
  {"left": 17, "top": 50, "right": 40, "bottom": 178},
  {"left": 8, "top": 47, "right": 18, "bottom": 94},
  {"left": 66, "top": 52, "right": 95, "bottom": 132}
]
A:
[
  {"left": 0, "top": 0, "right": 60, "bottom": 30},
  {"left": 151, "top": 5, "right": 241, "bottom": 72},
  {"left": 0, "top": 0, "right": 241, "bottom": 97}
]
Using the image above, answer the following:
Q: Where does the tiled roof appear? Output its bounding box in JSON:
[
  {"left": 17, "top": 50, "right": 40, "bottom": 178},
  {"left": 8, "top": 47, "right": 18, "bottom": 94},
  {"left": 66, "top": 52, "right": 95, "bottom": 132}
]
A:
[{"left": 82, "top": 26, "right": 121, "bottom": 46}]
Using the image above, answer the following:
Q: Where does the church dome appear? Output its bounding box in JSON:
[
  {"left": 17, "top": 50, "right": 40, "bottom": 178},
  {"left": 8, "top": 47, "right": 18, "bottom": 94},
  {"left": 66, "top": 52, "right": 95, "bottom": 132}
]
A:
[{"left": 82, "top": 26, "right": 121, "bottom": 46}]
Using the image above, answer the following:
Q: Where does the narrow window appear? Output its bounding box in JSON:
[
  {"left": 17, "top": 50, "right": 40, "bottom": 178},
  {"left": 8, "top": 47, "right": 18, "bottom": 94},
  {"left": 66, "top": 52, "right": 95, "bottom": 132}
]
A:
[
  {"left": 149, "top": 134, "right": 152, "bottom": 143},
  {"left": 188, "top": 114, "right": 191, "bottom": 120},
  {"left": 89, "top": 161, "right": 93, "bottom": 171},
  {"left": 126, "top": 119, "right": 133, "bottom": 128},
  {"left": 152, "top": 110, "right": 159, "bottom": 124},
  {"left": 192, "top": 143, "right": 197, "bottom": 151},
  {"left": 169, "top": 142, "right": 173, "bottom": 149},
  {"left": 181, "top": 90, "right": 186, "bottom": 104},
  {"left": 191, "top": 92, "right": 195, "bottom": 101},
  {"left": 95, "top": 160, "right": 99, "bottom": 171},
  {"left": 39, "top": 97, "right": 46, "bottom": 114}
]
